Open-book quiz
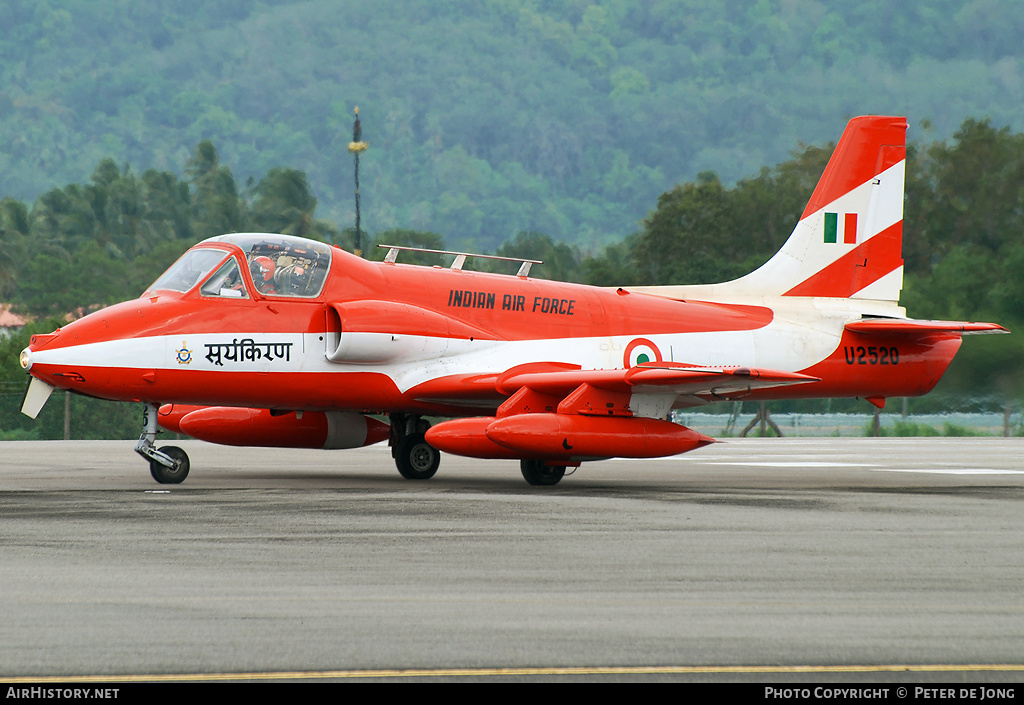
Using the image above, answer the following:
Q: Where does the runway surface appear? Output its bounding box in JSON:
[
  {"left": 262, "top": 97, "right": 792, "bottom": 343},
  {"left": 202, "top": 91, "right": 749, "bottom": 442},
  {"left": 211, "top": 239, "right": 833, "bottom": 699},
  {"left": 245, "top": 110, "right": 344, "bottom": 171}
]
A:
[{"left": 2, "top": 437, "right": 1023, "bottom": 682}]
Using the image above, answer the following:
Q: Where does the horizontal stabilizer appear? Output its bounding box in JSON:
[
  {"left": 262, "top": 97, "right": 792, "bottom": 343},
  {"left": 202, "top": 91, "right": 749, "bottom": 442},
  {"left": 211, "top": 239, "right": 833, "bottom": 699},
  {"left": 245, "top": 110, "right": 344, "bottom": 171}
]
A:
[{"left": 845, "top": 319, "right": 1009, "bottom": 336}]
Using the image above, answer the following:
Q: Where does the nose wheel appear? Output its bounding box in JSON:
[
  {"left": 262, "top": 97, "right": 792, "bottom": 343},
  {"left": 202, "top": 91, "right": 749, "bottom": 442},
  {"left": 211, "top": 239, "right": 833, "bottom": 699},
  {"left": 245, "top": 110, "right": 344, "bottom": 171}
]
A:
[
  {"left": 148, "top": 445, "right": 190, "bottom": 484},
  {"left": 136, "top": 402, "right": 191, "bottom": 484}
]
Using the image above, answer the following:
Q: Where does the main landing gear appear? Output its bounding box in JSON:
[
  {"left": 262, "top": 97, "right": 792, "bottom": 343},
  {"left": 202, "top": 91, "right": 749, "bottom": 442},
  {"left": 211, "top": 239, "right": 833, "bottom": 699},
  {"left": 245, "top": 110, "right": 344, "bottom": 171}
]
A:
[
  {"left": 389, "top": 413, "right": 440, "bottom": 480},
  {"left": 520, "top": 459, "right": 567, "bottom": 486},
  {"left": 388, "top": 414, "right": 571, "bottom": 485},
  {"left": 135, "top": 402, "right": 190, "bottom": 484}
]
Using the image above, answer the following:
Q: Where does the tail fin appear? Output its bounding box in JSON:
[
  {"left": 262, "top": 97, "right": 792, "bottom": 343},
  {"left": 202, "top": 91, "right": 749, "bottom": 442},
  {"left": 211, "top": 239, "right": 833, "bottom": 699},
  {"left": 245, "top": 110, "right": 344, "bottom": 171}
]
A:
[
  {"left": 734, "top": 115, "right": 908, "bottom": 301},
  {"left": 631, "top": 116, "right": 908, "bottom": 305}
]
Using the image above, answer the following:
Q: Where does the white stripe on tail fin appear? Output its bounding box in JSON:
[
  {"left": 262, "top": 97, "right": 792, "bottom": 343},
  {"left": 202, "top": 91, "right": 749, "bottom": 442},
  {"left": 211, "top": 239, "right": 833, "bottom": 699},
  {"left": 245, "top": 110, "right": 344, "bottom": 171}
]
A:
[{"left": 632, "top": 116, "right": 908, "bottom": 305}]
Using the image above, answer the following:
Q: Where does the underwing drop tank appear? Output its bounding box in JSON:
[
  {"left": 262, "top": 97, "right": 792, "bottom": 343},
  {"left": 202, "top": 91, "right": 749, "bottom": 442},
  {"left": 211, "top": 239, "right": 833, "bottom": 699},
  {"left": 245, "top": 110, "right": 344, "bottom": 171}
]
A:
[
  {"left": 159, "top": 405, "right": 390, "bottom": 450},
  {"left": 426, "top": 414, "right": 715, "bottom": 461}
]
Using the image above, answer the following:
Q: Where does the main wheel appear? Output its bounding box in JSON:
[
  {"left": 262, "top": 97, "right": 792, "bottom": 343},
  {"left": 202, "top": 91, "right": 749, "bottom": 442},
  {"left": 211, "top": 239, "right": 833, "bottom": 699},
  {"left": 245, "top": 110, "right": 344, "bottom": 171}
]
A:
[
  {"left": 395, "top": 434, "right": 440, "bottom": 480},
  {"left": 520, "top": 459, "right": 565, "bottom": 486},
  {"left": 149, "top": 445, "right": 190, "bottom": 484}
]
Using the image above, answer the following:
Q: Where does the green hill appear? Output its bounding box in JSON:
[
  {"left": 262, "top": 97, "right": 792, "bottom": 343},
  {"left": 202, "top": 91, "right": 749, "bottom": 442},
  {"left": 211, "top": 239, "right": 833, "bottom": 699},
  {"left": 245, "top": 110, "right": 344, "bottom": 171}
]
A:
[{"left": 3, "top": 0, "right": 1023, "bottom": 251}]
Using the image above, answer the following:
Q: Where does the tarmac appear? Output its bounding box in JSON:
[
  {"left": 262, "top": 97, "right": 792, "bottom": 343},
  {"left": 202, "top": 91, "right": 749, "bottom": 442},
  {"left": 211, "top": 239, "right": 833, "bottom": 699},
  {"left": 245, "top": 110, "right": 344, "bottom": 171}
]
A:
[{"left": 2, "top": 437, "right": 1023, "bottom": 682}]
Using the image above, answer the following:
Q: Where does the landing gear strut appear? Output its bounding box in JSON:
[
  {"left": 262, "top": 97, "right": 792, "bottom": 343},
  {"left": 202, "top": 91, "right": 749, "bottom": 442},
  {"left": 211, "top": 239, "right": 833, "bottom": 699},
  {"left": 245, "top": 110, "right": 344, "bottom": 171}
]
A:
[
  {"left": 390, "top": 413, "right": 440, "bottom": 480},
  {"left": 135, "top": 402, "right": 190, "bottom": 484}
]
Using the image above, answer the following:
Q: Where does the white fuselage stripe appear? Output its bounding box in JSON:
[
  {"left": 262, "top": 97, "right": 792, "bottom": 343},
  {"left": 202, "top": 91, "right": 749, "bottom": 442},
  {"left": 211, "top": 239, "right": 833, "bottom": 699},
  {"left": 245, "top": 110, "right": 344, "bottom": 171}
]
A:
[{"left": 29, "top": 311, "right": 846, "bottom": 394}]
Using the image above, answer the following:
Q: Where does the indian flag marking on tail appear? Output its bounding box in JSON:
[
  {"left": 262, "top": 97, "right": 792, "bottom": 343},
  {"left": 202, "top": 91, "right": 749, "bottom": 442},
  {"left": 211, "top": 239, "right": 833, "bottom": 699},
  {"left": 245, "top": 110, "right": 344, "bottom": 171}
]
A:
[{"left": 824, "top": 212, "right": 858, "bottom": 244}]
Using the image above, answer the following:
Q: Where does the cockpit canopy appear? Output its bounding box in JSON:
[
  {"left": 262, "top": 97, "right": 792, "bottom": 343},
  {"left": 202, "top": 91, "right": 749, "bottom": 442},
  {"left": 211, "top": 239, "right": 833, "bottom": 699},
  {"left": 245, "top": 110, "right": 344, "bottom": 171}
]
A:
[{"left": 146, "top": 234, "right": 333, "bottom": 299}]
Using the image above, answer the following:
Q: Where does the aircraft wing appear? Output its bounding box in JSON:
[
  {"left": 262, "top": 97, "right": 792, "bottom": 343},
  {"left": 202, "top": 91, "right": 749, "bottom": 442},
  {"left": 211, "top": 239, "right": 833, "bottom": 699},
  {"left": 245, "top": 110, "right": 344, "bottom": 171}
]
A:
[
  {"left": 408, "top": 361, "right": 819, "bottom": 412},
  {"left": 496, "top": 362, "right": 819, "bottom": 398},
  {"left": 420, "top": 362, "right": 818, "bottom": 463}
]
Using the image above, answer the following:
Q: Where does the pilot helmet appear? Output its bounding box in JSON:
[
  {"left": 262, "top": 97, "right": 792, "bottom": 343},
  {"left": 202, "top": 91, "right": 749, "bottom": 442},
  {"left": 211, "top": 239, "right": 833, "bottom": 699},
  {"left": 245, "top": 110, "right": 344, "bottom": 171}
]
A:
[{"left": 251, "top": 256, "right": 275, "bottom": 282}]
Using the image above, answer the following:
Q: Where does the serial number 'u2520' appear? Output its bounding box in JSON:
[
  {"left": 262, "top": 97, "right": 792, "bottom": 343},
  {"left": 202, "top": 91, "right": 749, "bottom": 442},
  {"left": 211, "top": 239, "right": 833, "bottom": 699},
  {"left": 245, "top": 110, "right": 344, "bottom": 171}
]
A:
[{"left": 844, "top": 346, "right": 899, "bottom": 365}]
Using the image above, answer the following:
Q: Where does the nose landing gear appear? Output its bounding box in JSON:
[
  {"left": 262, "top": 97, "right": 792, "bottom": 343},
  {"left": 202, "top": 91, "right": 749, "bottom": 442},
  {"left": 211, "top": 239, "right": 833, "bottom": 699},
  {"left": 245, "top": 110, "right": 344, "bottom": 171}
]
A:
[{"left": 135, "top": 402, "right": 190, "bottom": 484}]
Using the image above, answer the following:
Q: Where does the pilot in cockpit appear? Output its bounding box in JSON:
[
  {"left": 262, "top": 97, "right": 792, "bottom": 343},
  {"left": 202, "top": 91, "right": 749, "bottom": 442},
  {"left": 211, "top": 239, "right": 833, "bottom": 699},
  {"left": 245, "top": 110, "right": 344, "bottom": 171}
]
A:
[{"left": 250, "top": 256, "right": 277, "bottom": 295}]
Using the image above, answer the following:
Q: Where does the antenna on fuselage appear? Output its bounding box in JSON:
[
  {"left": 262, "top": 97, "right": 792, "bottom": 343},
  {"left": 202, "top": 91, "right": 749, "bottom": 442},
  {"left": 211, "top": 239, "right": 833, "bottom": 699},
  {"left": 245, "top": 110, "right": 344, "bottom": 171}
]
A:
[{"left": 348, "top": 106, "right": 369, "bottom": 257}]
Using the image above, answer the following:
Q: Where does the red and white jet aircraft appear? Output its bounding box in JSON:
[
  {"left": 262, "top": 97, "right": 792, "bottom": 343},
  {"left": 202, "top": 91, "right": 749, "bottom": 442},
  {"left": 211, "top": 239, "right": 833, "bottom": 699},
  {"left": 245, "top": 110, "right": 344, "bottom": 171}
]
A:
[{"left": 19, "top": 116, "right": 1007, "bottom": 485}]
